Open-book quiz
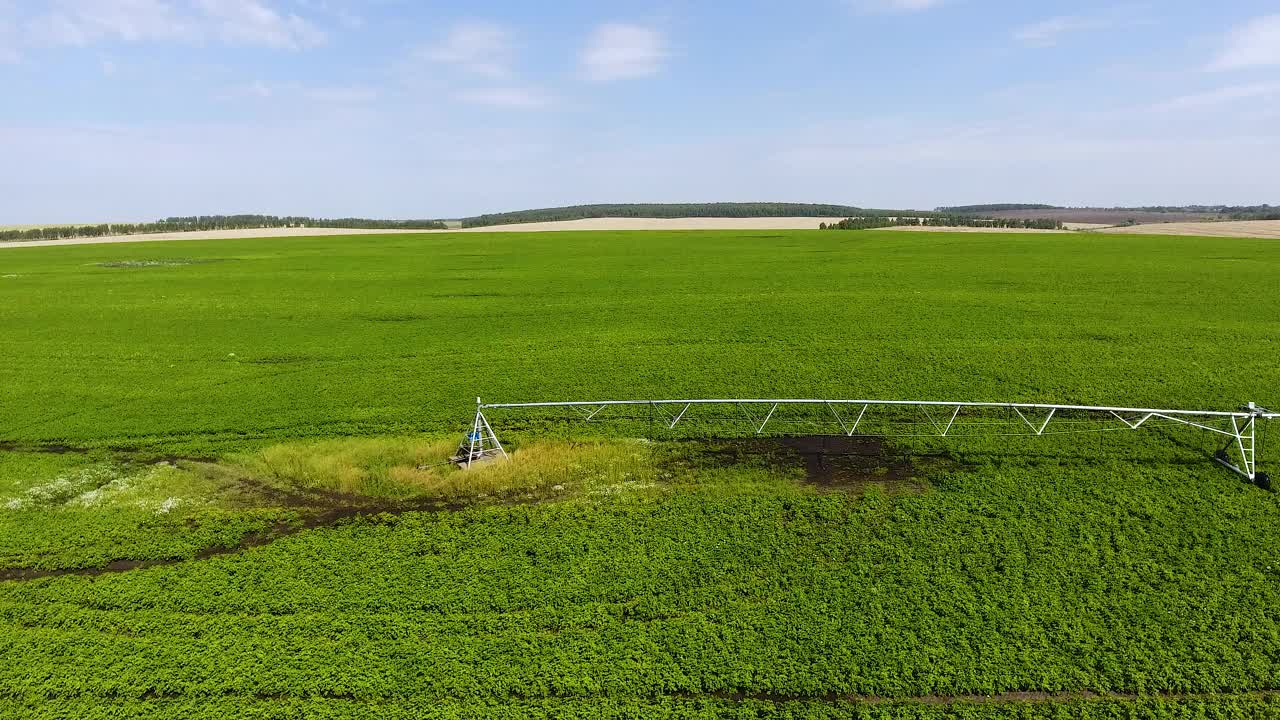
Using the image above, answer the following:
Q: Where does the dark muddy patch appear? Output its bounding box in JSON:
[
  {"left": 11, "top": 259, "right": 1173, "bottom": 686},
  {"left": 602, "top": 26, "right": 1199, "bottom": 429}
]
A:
[
  {"left": 674, "top": 688, "right": 1280, "bottom": 707},
  {"left": 244, "top": 354, "right": 313, "bottom": 365},
  {"left": 0, "top": 476, "right": 544, "bottom": 582},
  {"left": 0, "top": 441, "right": 89, "bottom": 455},
  {"left": 0, "top": 442, "right": 220, "bottom": 466},
  {"left": 360, "top": 312, "right": 428, "bottom": 322},
  {"left": 679, "top": 435, "right": 942, "bottom": 493},
  {"left": 0, "top": 504, "right": 435, "bottom": 582}
]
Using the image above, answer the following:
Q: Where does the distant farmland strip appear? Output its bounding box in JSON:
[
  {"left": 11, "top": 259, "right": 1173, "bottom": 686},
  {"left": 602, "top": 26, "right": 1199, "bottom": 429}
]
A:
[{"left": 457, "top": 202, "right": 943, "bottom": 228}]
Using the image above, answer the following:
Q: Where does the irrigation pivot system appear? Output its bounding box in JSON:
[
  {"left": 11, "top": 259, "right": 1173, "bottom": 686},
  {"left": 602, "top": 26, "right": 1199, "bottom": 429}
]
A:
[{"left": 461, "top": 397, "right": 1277, "bottom": 485}]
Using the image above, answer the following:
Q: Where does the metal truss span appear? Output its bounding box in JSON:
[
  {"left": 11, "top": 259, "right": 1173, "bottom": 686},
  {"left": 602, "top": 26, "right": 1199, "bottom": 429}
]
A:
[{"left": 465, "top": 398, "right": 1277, "bottom": 483}]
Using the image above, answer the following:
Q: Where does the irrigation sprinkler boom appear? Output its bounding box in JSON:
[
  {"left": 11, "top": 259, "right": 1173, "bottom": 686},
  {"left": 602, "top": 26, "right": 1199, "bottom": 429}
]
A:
[{"left": 462, "top": 398, "right": 1277, "bottom": 484}]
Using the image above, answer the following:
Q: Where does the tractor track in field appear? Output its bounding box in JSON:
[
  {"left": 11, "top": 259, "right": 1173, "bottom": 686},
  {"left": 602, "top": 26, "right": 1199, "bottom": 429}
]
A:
[
  {"left": 23, "top": 687, "right": 1280, "bottom": 707},
  {"left": 0, "top": 474, "right": 546, "bottom": 582},
  {"left": 677, "top": 687, "right": 1280, "bottom": 706}
]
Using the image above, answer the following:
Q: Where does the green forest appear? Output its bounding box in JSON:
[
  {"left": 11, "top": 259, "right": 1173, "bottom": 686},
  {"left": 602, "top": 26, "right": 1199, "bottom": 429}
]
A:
[
  {"left": 940, "top": 203, "right": 1280, "bottom": 220},
  {"left": 457, "top": 203, "right": 937, "bottom": 228},
  {"left": 0, "top": 215, "right": 448, "bottom": 243}
]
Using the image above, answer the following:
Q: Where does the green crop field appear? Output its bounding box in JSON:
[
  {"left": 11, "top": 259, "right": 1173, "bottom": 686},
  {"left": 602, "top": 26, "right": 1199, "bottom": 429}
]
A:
[{"left": 1, "top": 229, "right": 1279, "bottom": 718}]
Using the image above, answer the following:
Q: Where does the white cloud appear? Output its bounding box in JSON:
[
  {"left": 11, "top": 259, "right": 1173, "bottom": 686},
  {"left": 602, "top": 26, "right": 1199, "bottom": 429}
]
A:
[
  {"left": 0, "top": 17, "right": 18, "bottom": 63},
  {"left": 26, "top": 0, "right": 196, "bottom": 47},
  {"left": 580, "top": 23, "right": 666, "bottom": 82},
  {"left": 1014, "top": 14, "right": 1111, "bottom": 47},
  {"left": 19, "top": 0, "right": 324, "bottom": 51},
  {"left": 221, "top": 81, "right": 382, "bottom": 104},
  {"left": 1150, "top": 83, "right": 1280, "bottom": 112},
  {"left": 332, "top": 8, "right": 361, "bottom": 30},
  {"left": 101, "top": 58, "right": 118, "bottom": 76},
  {"left": 456, "top": 87, "right": 551, "bottom": 109},
  {"left": 216, "top": 80, "right": 273, "bottom": 99},
  {"left": 1209, "top": 14, "right": 1280, "bottom": 71},
  {"left": 304, "top": 86, "right": 378, "bottom": 104},
  {"left": 294, "top": 0, "right": 361, "bottom": 29},
  {"left": 412, "top": 23, "right": 548, "bottom": 110},
  {"left": 194, "top": 0, "right": 326, "bottom": 49},
  {"left": 849, "top": 0, "right": 944, "bottom": 13},
  {"left": 421, "top": 21, "right": 514, "bottom": 78}
]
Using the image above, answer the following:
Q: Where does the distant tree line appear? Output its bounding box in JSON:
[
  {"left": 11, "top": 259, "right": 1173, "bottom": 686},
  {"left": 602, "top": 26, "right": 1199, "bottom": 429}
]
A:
[
  {"left": 917, "top": 216, "right": 1064, "bottom": 229},
  {"left": 459, "top": 203, "right": 940, "bottom": 228},
  {"left": 1, "top": 215, "right": 447, "bottom": 243},
  {"left": 821, "top": 216, "right": 1065, "bottom": 231},
  {"left": 1122, "top": 204, "right": 1278, "bottom": 218},
  {"left": 1151, "top": 205, "right": 1280, "bottom": 220},
  {"left": 940, "top": 203, "right": 1280, "bottom": 221},
  {"left": 819, "top": 217, "right": 898, "bottom": 230}
]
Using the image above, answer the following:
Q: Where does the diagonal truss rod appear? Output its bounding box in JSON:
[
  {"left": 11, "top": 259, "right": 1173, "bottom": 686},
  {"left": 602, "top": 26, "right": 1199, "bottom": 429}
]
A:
[{"left": 473, "top": 398, "right": 1277, "bottom": 481}]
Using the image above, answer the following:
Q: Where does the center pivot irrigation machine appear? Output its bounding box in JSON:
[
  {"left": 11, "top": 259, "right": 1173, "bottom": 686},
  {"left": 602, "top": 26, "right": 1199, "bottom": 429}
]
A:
[{"left": 457, "top": 397, "right": 1276, "bottom": 486}]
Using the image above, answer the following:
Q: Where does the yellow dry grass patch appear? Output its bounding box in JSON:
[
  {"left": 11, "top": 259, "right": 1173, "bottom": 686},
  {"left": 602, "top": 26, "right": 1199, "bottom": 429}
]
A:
[
  {"left": 1095, "top": 220, "right": 1280, "bottom": 239},
  {"left": 245, "top": 436, "right": 654, "bottom": 500}
]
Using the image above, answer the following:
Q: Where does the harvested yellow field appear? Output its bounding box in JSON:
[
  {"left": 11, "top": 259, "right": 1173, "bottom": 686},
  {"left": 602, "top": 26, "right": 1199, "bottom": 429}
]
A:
[
  {"left": 1097, "top": 220, "right": 1280, "bottom": 239},
  {"left": 0, "top": 226, "right": 428, "bottom": 249},
  {"left": 8, "top": 218, "right": 1277, "bottom": 250},
  {"left": 457, "top": 217, "right": 838, "bottom": 232},
  {"left": 883, "top": 225, "right": 1070, "bottom": 234}
]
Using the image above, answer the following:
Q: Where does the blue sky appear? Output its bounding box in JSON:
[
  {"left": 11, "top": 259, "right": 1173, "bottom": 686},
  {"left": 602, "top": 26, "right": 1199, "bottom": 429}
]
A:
[{"left": 1, "top": 0, "right": 1278, "bottom": 221}]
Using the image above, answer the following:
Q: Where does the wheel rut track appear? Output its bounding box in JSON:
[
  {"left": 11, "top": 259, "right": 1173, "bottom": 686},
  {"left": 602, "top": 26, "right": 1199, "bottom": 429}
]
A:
[
  {"left": 0, "top": 479, "right": 544, "bottom": 582},
  {"left": 22, "top": 688, "right": 1280, "bottom": 707}
]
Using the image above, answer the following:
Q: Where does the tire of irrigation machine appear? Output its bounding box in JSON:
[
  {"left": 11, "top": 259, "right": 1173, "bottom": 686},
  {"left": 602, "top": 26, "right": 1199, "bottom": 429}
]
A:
[{"left": 1256, "top": 473, "right": 1273, "bottom": 492}]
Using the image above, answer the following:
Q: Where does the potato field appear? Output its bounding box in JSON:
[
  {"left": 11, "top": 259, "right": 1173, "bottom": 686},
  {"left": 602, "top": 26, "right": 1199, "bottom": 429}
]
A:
[{"left": 1, "top": 229, "right": 1278, "bottom": 718}]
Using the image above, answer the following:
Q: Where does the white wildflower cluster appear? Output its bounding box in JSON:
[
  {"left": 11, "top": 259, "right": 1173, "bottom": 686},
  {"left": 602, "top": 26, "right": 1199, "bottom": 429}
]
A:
[
  {"left": 3, "top": 465, "right": 123, "bottom": 510},
  {"left": 588, "top": 479, "right": 656, "bottom": 497},
  {"left": 72, "top": 473, "right": 138, "bottom": 507},
  {"left": 4, "top": 464, "right": 191, "bottom": 514}
]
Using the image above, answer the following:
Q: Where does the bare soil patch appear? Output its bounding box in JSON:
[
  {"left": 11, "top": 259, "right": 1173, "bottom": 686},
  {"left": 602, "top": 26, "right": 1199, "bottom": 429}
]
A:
[
  {"left": 0, "top": 475, "right": 546, "bottom": 582},
  {"left": 884, "top": 225, "right": 1070, "bottom": 234},
  {"left": 986, "top": 208, "right": 1218, "bottom": 224},
  {"left": 459, "top": 217, "right": 840, "bottom": 232},
  {"left": 686, "top": 435, "right": 934, "bottom": 493}
]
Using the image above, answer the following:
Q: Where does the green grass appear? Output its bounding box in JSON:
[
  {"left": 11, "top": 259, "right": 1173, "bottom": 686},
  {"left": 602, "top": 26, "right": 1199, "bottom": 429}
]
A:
[
  {"left": 1, "top": 229, "right": 1279, "bottom": 717},
  {"left": 242, "top": 435, "right": 656, "bottom": 499},
  {"left": 0, "top": 230, "right": 1275, "bottom": 451}
]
